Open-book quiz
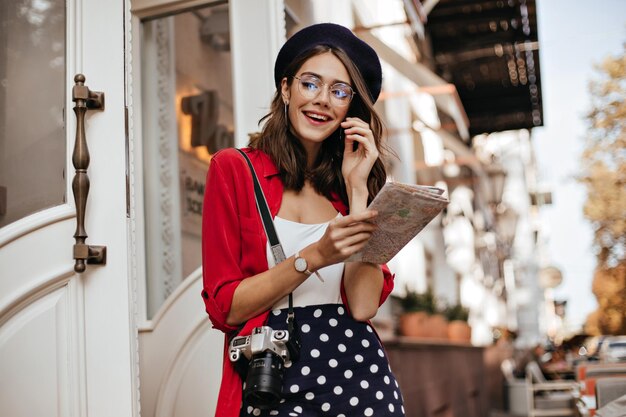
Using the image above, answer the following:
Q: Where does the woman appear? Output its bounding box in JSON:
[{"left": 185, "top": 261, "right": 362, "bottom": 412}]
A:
[{"left": 202, "top": 23, "right": 405, "bottom": 417}]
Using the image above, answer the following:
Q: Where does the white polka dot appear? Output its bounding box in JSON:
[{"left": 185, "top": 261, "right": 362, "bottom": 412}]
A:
[
  {"left": 365, "top": 408, "right": 374, "bottom": 416},
  {"left": 253, "top": 409, "right": 261, "bottom": 416},
  {"left": 310, "top": 349, "right": 320, "bottom": 358},
  {"left": 314, "top": 308, "right": 322, "bottom": 318},
  {"left": 269, "top": 411, "right": 279, "bottom": 416},
  {"left": 320, "top": 333, "right": 329, "bottom": 342},
  {"left": 344, "top": 370, "right": 353, "bottom": 379},
  {"left": 384, "top": 375, "right": 390, "bottom": 384},
  {"left": 301, "top": 366, "right": 310, "bottom": 376},
  {"left": 395, "top": 379, "right": 399, "bottom": 388},
  {"left": 360, "top": 380, "right": 369, "bottom": 389},
  {"left": 301, "top": 324, "right": 311, "bottom": 333},
  {"left": 305, "top": 392, "right": 315, "bottom": 400},
  {"left": 317, "top": 375, "right": 326, "bottom": 385},
  {"left": 338, "top": 343, "right": 347, "bottom": 352},
  {"left": 394, "top": 390, "right": 399, "bottom": 399},
  {"left": 338, "top": 415, "right": 346, "bottom": 417},
  {"left": 338, "top": 306, "right": 345, "bottom": 315},
  {"left": 370, "top": 364, "right": 379, "bottom": 373},
  {"left": 289, "top": 413, "right": 297, "bottom": 417},
  {"left": 376, "top": 391, "right": 384, "bottom": 400},
  {"left": 280, "top": 399, "right": 286, "bottom": 403},
  {"left": 402, "top": 405, "right": 405, "bottom": 413},
  {"left": 243, "top": 382, "right": 247, "bottom": 390},
  {"left": 329, "top": 318, "right": 338, "bottom": 327},
  {"left": 361, "top": 339, "right": 370, "bottom": 348},
  {"left": 272, "top": 309, "right": 281, "bottom": 316},
  {"left": 321, "top": 403, "right": 331, "bottom": 411},
  {"left": 367, "top": 325, "right": 373, "bottom": 333},
  {"left": 378, "top": 349, "right": 385, "bottom": 357},
  {"left": 247, "top": 406, "right": 253, "bottom": 413},
  {"left": 350, "top": 397, "right": 359, "bottom": 406},
  {"left": 388, "top": 403, "right": 395, "bottom": 412},
  {"left": 334, "top": 386, "right": 343, "bottom": 395},
  {"left": 290, "top": 384, "right": 299, "bottom": 393},
  {"left": 329, "top": 359, "right": 338, "bottom": 368},
  {"left": 355, "top": 354, "right": 364, "bottom": 363},
  {"left": 294, "top": 406, "right": 303, "bottom": 413},
  {"left": 345, "top": 329, "right": 353, "bottom": 337}
]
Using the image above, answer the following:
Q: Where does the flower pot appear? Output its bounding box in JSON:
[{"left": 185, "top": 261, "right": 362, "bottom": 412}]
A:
[
  {"left": 399, "top": 311, "right": 429, "bottom": 337},
  {"left": 447, "top": 320, "right": 471, "bottom": 342},
  {"left": 426, "top": 314, "right": 448, "bottom": 339}
]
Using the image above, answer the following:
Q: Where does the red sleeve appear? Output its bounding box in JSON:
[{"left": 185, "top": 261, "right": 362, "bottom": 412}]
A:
[
  {"left": 378, "top": 263, "right": 395, "bottom": 305},
  {"left": 201, "top": 151, "right": 245, "bottom": 333}
]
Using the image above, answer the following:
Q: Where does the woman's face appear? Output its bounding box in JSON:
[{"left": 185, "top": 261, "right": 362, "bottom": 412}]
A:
[{"left": 281, "top": 52, "right": 352, "bottom": 149}]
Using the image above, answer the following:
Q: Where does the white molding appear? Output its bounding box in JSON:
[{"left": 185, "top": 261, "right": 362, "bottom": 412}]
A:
[
  {"left": 129, "top": 12, "right": 149, "bottom": 323},
  {"left": 154, "top": 317, "right": 213, "bottom": 417},
  {"left": 0, "top": 204, "right": 74, "bottom": 249},
  {"left": 124, "top": 0, "right": 142, "bottom": 416},
  {"left": 138, "top": 267, "right": 202, "bottom": 332},
  {"left": 0, "top": 266, "right": 74, "bottom": 329}
]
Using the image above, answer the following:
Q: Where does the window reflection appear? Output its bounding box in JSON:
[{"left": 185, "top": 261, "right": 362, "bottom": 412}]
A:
[
  {"left": 141, "top": 4, "right": 234, "bottom": 318},
  {"left": 0, "top": 0, "right": 66, "bottom": 228}
]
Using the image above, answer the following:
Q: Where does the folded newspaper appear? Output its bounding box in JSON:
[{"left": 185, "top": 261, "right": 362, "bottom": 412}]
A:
[{"left": 346, "top": 182, "right": 449, "bottom": 264}]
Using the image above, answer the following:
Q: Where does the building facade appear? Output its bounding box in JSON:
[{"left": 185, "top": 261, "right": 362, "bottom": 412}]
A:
[{"left": 0, "top": 0, "right": 545, "bottom": 416}]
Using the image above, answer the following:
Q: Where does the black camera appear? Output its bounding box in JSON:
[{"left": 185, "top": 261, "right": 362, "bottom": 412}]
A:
[{"left": 229, "top": 326, "right": 301, "bottom": 409}]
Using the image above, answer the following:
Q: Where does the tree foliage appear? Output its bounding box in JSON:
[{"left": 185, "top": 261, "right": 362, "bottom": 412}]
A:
[{"left": 581, "top": 46, "right": 626, "bottom": 335}]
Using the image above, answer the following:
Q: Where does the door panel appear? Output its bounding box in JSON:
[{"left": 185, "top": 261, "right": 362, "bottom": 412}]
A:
[{"left": 0, "top": 281, "right": 80, "bottom": 417}]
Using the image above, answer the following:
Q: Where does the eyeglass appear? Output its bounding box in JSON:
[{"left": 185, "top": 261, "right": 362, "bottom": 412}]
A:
[{"left": 293, "top": 74, "right": 355, "bottom": 107}]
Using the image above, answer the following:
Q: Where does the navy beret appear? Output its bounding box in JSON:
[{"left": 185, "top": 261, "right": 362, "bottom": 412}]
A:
[{"left": 274, "top": 23, "right": 382, "bottom": 103}]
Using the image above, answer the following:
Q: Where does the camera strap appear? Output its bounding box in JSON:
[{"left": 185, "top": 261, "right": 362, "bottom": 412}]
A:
[{"left": 236, "top": 149, "right": 297, "bottom": 334}]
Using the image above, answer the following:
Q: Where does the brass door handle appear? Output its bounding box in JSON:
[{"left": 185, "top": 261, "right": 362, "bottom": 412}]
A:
[{"left": 71, "top": 74, "right": 106, "bottom": 272}]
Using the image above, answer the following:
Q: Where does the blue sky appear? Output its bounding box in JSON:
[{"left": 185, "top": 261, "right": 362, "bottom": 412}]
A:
[{"left": 533, "top": 0, "right": 625, "bottom": 330}]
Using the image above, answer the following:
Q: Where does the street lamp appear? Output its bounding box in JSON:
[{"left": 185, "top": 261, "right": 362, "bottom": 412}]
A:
[
  {"left": 484, "top": 161, "right": 507, "bottom": 207},
  {"left": 496, "top": 206, "right": 519, "bottom": 249}
]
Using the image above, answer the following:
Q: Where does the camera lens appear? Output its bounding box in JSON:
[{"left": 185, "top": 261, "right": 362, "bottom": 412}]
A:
[{"left": 243, "top": 351, "right": 284, "bottom": 409}]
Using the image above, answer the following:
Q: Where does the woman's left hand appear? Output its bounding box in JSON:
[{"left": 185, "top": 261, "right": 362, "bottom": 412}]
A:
[{"left": 341, "top": 117, "right": 379, "bottom": 189}]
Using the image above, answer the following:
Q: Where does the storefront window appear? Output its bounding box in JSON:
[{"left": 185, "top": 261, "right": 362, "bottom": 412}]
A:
[
  {"left": 141, "top": 4, "right": 234, "bottom": 318},
  {"left": 0, "top": 0, "right": 66, "bottom": 228}
]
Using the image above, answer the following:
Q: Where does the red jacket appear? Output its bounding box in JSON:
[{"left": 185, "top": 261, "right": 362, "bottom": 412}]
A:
[{"left": 201, "top": 147, "right": 394, "bottom": 417}]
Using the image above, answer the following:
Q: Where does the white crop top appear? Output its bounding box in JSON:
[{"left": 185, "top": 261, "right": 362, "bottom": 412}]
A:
[{"left": 267, "top": 215, "right": 344, "bottom": 310}]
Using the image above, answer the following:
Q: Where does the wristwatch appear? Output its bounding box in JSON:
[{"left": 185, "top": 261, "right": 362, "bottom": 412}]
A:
[
  {"left": 294, "top": 251, "right": 313, "bottom": 276},
  {"left": 294, "top": 251, "right": 325, "bottom": 282}
]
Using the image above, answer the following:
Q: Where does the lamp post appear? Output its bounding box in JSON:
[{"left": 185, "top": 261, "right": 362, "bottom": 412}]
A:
[{"left": 484, "top": 161, "right": 507, "bottom": 208}]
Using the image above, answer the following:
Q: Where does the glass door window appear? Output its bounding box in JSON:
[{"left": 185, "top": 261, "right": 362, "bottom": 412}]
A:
[
  {"left": 0, "top": 0, "right": 66, "bottom": 228},
  {"left": 140, "top": 4, "right": 234, "bottom": 318}
]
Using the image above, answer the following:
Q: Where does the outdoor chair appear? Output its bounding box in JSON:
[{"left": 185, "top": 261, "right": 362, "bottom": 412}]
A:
[
  {"left": 595, "top": 377, "right": 626, "bottom": 412},
  {"left": 525, "top": 361, "right": 580, "bottom": 417}
]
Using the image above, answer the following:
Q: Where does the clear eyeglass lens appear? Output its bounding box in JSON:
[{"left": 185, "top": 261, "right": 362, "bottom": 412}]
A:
[{"left": 296, "top": 75, "right": 353, "bottom": 106}]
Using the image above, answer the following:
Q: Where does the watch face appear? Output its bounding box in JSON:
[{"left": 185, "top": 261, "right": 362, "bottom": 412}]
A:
[{"left": 294, "top": 257, "right": 307, "bottom": 272}]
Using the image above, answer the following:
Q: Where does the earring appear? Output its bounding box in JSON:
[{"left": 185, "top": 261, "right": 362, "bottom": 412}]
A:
[{"left": 284, "top": 102, "right": 289, "bottom": 127}]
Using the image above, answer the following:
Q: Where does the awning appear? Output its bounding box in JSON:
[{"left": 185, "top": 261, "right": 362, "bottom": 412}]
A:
[{"left": 356, "top": 29, "right": 470, "bottom": 141}]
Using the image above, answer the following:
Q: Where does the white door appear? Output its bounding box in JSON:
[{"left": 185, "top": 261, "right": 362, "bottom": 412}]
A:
[
  {"left": 130, "top": 1, "right": 284, "bottom": 416},
  {"left": 0, "top": 1, "right": 137, "bottom": 417}
]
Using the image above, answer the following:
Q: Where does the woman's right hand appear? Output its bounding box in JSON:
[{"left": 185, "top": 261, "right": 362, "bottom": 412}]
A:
[{"left": 308, "top": 210, "right": 378, "bottom": 269}]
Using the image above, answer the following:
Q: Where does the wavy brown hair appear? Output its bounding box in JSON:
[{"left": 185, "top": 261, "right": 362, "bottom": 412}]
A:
[{"left": 249, "top": 45, "right": 388, "bottom": 208}]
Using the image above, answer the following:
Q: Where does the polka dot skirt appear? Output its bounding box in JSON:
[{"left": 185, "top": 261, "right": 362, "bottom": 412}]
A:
[{"left": 240, "top": 304, "right": 405, "bottom": 416}]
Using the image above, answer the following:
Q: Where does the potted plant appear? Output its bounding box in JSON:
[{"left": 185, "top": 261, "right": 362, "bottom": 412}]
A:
[
  {"left": 421, "top": 288, "right": 448, "bottom": 339},
  {"left": 396, "top": 286, "right": 430, "bottom": 338},
  {"left": 444, "top": 302, "right": 471, "bottom": 342}
]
